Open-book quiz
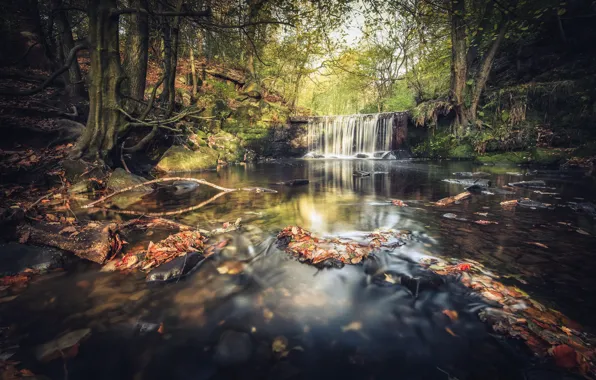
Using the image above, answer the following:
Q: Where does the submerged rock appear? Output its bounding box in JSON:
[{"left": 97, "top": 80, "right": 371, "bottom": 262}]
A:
[
  {"left": 107, "top": 168, "right": 152, "bottom": 192},
  {"left": 0, "top": 243, "right": 70, "bottom": 275},
  {"left": 276, "top": 179, "right": 309, "bottom": 187},
  {"left": 35, "top": 329, "right": 91, "bottom": 362},
  {"left": 517, "top": 198, "right": 552, "bottom": 209},
  {"left": 443, "top": 178, "right": 492, "bottom": 188},
  {"left": 453, "top": 172, "right": 490, "bottom": 178},
  {"left": 568, "top": 202, "right": 596, "bottom": 217},
  {"left": 508, "top": 180, "right": 547, "bottom": 188},
  {"left": 155, "top": 146, "right": 219, "bottom": 172},
  {"left": 146, "top": 252, "right": 204, "bottom": 282},
  {"left": 214, "top": 330, "right": 253, "bottom": 366},
  {"left": 355, "top": 153, "right": 369, "bottom": 158},
  {"left": 392, "top": 149, "right": 412, "bottom": 159},
  {"left": 353, "top": 170, "right": 371, "bottom": 177}
]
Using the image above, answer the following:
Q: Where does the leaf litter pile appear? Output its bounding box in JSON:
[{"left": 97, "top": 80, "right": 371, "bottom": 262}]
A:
[
  {"left": 277, "top": 226, "right": 406, "bottom": 265},
  {"left": 277, "top": 225, "right": 596, "bottom": 378}
]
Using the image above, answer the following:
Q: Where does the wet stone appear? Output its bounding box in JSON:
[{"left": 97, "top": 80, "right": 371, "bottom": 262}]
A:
[
  {"left": 145, "top": 252, "right": 203, "bottom": 282},
  {"left": 0, "top": 243, "right": 71, "bottom": 275},
  {"left": 276, "top": 179, "right": 309, "bottom": 187},
  {"left": 453, "top": 172, "right": 490, "bottom": 178},
  {"left": 567, "top": 202, "right": 596, "bottom": 217},
  {"left": 518, "top": 199, "right": 552, "bottom": 210},
  {"left": 508, "top": 180, "right": 547, "bottom": 189},
  {"left": 353, "top": 170, "right": 371, "bottom": 177},
  {"left": 213, "top": 330, "right": 253, "bottom": 367},
  {"left": 443, "top": 178, "right": 492, "bottom": 188}
]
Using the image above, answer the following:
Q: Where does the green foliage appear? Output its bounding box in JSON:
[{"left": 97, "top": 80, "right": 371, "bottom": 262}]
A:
[{"left": 412, "top": 132, "right": 455, "bottom": 158}]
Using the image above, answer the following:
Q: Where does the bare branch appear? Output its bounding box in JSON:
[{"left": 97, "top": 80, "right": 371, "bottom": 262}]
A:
[{"left": 82, "top": 177, "right": 278, "bottom": 213}]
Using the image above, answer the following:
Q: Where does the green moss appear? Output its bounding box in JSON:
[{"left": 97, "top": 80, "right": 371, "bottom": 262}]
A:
[
  {"left": 156, "top": 146, "right": 219, "bottom": 172},
  {"left": 449, "top": 144, "right": 474, "bottom": 159}
]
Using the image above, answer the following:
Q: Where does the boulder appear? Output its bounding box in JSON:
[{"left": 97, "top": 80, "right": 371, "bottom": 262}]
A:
[
  {"left": 155, "top": 146, "right": 219, "bottom": 172},
  {"left": 355, "top": 153, "right": 369, "bottom": 158},
  {"left": 146, "top": 252, "right": 204, "bottom": 282},
  {"left": 353, "top": 171, "right": 371, "bottom": 177}
]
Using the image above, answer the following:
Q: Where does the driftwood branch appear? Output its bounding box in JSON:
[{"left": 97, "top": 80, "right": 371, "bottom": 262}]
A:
[
  {"left": 82, "top": 177, "right": 277, "bottom": 210},
  {"left": 0, "top": 43, "right": 88, "bottom": 96},
  {"left": 92, "top": 190, "right": 230, "bottom": 217}
]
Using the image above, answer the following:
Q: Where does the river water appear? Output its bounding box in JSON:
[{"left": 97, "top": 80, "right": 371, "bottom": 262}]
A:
[{"left": 2, "top": 159, "right": 595, "bottom": 379}]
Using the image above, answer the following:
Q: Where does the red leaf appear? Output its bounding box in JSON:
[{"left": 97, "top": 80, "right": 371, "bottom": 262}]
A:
[{"left": 550, "top": 344, "right": 577, "bottom": 369}]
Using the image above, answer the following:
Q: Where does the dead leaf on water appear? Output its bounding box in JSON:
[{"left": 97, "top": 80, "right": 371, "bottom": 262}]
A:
[
  {"left": 384, "top": 273, "right": 397, "bottom": 284},
  {"left": 445, "top": 327, "right": 458, "bottom": 337},
  {"left": 442, "top": 310, "right": 458, "bottom": 322},
  {"left": 341, "top": 321, "right": 362, "bottom": 332},
  {"left": 272, "top": 336, "right": 288, "bottom": 353},
  {"left": 527, "top": 242, "right": 549, "bottom": 249}
]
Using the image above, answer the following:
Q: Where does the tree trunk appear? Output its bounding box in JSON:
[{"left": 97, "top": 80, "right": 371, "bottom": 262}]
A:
[
  {"left": 468, "top": 21, "right": 508, "bottom": 118},
  {"left": 449, "top": 0, "right": 469, "bottom": 135},
  {"left": 190, "top": 44, "right": 197, "bottom": 97},
  {"left": 123, "top": 0, "right": 149, "bottom": 112},
  {"left": 52, "top": 0, "right": 85, "bottom": 97},
  {"left": 160, "top": 0, "right": 183, "bottom": 114},
  {"left": 73, "top": 0, "right": 124, "bottom": 161},
  {"left": 2, "top": 0, "right": 53, "bottom": 69}
]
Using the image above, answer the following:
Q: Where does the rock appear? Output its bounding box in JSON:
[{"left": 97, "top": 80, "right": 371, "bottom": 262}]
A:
[
  {"left": 146, "top": 252, "right": 204, "bottom": 282},
  {"left": 243, "top": 149, "right": 258, "bottom": 162},
  {"left": 35, "top": 328, "right": 91, "bottom": 362},
  {"left": 517, "top": 198, "right": 551, "bottom": 209},
  {"left": 213, "top": 330, "right": 252, "bottom": 366},
  {"left": 443, "top": 178, "right": 492, "bottom": 187},
  {"left": 62, "top": 159, "right": 108, "bottom": 183},
  {"left": 508, "top": 180, "right": 547, "bottom": 188},
  {"left": 355, "top": 153, "right": 369, "bottom": 158},
  {"left": 392, "top": 149, "right": 412, "bottom": 159},
  {"left": 372, "top": 151, "right": 396, "bottom": 159},
  {"left": 67, "top": 179, "right": 100, "bottom": 195},
  {"left": 167, "top": 180, "right": 200, "bottom": 195},
  {"left": 276, "top": 179, "right": 309, "bottom": 187},
  {"left": 0, "top": 243, "right": 70, "bottom": 276},
  {"left": 303, "top": 152, "right": 324, "bottom": 158},
  {"left": 453, "top": 172, "right": 490, "bottom": 178},
  {"left": 353, "top": 171, "right": 371, "bottom": 177},
  {"left": 212, "top": 131, "right": 243, "bottom": 163},
  {"left": 155, "top": 146, "right": 219, "bottom": 172},
  {"left": 567, "top": 202, "right": 596, "bottom": 217},
  {"left": 442, "top": 213, "right": 468, "bottom": 222},
  {"left": 107, "top": 168, "right": 152, "bottom": 192}
]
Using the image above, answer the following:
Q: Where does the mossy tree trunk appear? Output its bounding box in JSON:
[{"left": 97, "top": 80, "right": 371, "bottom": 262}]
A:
[
  {"left": 449, "top": 0, "right": 508, "bottom": 137},
  {"left": 73, "top": 0, "right": 124, "bottom": 161}
]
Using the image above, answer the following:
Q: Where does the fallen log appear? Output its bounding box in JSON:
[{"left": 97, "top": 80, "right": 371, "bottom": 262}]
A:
[
  {"left": 434, "top": 191, "right": 472, "bottom": 206},
  {"left": 17, "top": 221, "right": 121, "bottom": 264}
]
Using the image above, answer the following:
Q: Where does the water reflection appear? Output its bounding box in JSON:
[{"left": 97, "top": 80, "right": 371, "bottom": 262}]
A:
[{"left": 3, "top": 160, "right": 596, "bottom": 380}]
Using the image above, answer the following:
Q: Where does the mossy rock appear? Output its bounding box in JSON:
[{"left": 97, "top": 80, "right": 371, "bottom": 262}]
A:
[
  {"left": 155, "top": 146, "right": 219, "bottom": 172},
  {"left": 107, "top": 168, "right": 151, "bottom": 192}
]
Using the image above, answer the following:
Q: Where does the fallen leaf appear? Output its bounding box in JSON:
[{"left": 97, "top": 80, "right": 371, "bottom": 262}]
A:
[
  {"left": 59, "top": 226, "right": 77, "bottom": 235},
  {"left": 341, "top": 321, "right": 362, "bottom": 332},
  {"left": 527, "top": 242, "right": 549, "bottom": 249},
  {"left": 549, "top": 344, "right": 577, "bottom": 369},
  {"left": 272, "top": 336, "right": 288, "bottom": 353},
  {"left": 456, "top": 263, "right": 471, "bottom": 271},
  {"left": 157, "top": 322, "right": 164, "bottom": 334},
  {"left": 443, "top": 310, "right": 459, "bottom": 322},
  {"left": 474, "top": 220, "right": 498, "bottom": 225},
  {"left": 391, "top": 199, "right": 408, "bottom": 207},
  {"left": 445, "top": 327, "right": 458, "bottom": 337},
  {"left": 384, "top": 273, "right": 397, "bottom": 284}
]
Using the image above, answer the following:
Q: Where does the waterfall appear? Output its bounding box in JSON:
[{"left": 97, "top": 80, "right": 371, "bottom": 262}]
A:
[{"left": 306, "top": 112, "right": 407, "bottom": 157}]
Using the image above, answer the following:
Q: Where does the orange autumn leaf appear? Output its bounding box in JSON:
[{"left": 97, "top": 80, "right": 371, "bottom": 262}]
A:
[{"left": 442, "top": 310, "right": 459, "bottom": 322}]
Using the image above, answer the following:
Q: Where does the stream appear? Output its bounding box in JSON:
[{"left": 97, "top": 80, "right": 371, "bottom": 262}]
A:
[{"left": 2, "top": 159, "right": 595, "bottom": 380}]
